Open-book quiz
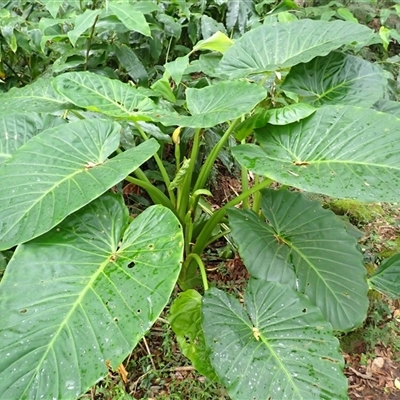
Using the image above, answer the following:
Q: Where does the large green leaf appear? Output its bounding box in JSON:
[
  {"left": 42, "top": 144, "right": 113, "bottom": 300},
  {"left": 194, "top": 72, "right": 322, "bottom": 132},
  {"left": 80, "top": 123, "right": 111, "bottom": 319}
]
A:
[
  {"left": 202, "top": 279, "right": 347, "bottom": 400},
  {"left": 0, "top": 78, "right": 73, "bottom": 116},
  {"left": 218, "top": 19, "right": 373, "bottom": 79},
  {"left": 369, "top": 253, "right": 400, "bottom": 298},
  {"left": 373, "top": 98, "right": 400, "bottom": 117},
  {"left": 232, "top": 105, "right": 400, "bottom": 202},
  {"left": 0, "top": 193, "right": 183, "bottom": 399},
  {"left": 168, "top": 290, "right": 217, "bottom": 380},
  {"left": 0, "top": 119, "right": 159, "bottom": 250},
  {"left": 281, "top": 53, "right": 386, "bottom": 107},
  {"left": 235, "top": 103, "right": 316, "bottom": 141},
  {"left": 67, "top": 9, "right": 101, "bottom": 46},
  {"left": 0, "top": 113, "right": 65, "bottom": 165},
  {"left": 228, "top": 190, "right": 368, "bottom": 331},
  {"left": 53, "top": 72, "right": 168, "bottom": 121},
  {"left": 160, "top": 81, "right": 267, "bottom": 128}
]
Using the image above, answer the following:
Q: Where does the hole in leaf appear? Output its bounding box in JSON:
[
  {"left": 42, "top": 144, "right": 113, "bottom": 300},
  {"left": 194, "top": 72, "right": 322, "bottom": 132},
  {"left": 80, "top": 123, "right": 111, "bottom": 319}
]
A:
[
  {"left": 148, "top": 244, "right": 154, "bottom": 250},
  {"left": 137, "top": 309, "right": 141, "bottom": 314},
  {"left": 19, "top": 309, "right": 27, "bottom": 314},
  {"left": 105, "top": 301, "right": 109, "bottom": 306},
  {"left": 302, "top": 308, "right": 307, "bottom": 313},
  {"left": 127, "top": 261, "right": 135, "bottom": 269},
  {"left": 113, "top": 317, "right": 119, "bottom": 322}
]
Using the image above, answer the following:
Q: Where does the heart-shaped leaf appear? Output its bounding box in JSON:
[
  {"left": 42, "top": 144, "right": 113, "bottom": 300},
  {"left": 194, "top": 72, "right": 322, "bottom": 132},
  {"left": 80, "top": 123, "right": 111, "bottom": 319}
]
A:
[
  {"left": 0, "top": 193, "right": 183, "bottom": 399},
  {"left": 228, "top": 190, "right": 368, "bottom": 331},
  {"left": 232, "top": 105, "right": 400, "bottom": 202},
  {"left": 0, "top": 119, "right": 159, "bottom": 250},
  {"left": 282, "top": 52, "right": 386, "bottom": 107},
  {"left": 219, "top": 19, "right": 373, "bottom": 78},
  {"left": 202, "top": 279, "right": 347, "bottom": 399},
  {"left": 159, "top": 81, "right": 267, "bottom": 127},
  {"left": 369, "top": 253, "right": 400, "bottom": 298},
  {"left": 0, "top": 113, "right": 65, "bottom": 165}
]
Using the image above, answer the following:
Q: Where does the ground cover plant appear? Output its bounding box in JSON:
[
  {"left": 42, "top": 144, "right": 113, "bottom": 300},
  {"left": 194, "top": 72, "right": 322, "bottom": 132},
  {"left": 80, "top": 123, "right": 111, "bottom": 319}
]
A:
[{"left": 2, "top": 1, "right": 400, "bottom": 399}]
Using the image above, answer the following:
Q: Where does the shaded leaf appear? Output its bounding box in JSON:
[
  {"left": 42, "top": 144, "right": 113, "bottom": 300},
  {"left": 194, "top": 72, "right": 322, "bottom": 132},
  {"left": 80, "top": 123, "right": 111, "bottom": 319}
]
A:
[
  {"left": 219, "top": 20, "right": 373, "bottom": 78},
  {"left": 0, "top": 193, "right": 183, "bottom": 399},
  {"left": 369, "top": 253, "right": 400, "bottom": 298},
  {"left": 202, "top": 279, "right": 347, "bottom": 399},
  {"left": 373, "top": 98, "right": 400, "bottom": 117},
  {"left": 232, "top": 105, "right": 400, "bottom": 202},
  {"left": 114, "top": 44, "right": 148, "bottom": 86},
  {"left": 282, "top": 53, "right": 386, "bottom": 107},
  {"left": 0, "top": 119, "right": 159, "bottom": 250},
  {"left": 169, "top": 290, "right": 217, "bottom": 380}
]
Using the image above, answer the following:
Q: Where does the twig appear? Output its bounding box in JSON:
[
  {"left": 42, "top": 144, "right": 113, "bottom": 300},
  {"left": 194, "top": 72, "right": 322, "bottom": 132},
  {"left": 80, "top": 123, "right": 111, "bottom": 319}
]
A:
[{"left": 143, "top": 337, "right": 156, "bottom": 371}]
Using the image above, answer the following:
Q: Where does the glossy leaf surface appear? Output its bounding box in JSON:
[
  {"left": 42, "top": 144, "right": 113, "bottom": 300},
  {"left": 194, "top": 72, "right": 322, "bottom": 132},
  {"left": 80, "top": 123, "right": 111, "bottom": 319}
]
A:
[
  {"left": 0, "top": 119, "right": 159, "bottom": 250},
  {"left": 53, "top": 72, "right": 167, "bottom": 121},
  {"left": 369, "top": 253, "right": 400, "bottom": 298},
  {"left": 0, "top": 194, "right": 183, "bottom": 399},
  {"left": 219, "top": 20, "right": 373, "bottom": 78},
  {"left": 282, "top": 53, "right": 386, "bottom": 107},
  {"left": 228, "top": 190, "right": 368, "bottom": 331},
  {"left": 160, "top": 81, "right": 267, "bottom": 128},
  {"left": 232, "top": 105, "right": 400, "bottom": 202},
  {"left": 0, "top": 113, "right": 65, "bottom": 165},
  {"left": 169, "top": 290, "right": 217, "bottom": 380},
  {"left": 202, "top": 279, "right": 347, "bottom": 399}
]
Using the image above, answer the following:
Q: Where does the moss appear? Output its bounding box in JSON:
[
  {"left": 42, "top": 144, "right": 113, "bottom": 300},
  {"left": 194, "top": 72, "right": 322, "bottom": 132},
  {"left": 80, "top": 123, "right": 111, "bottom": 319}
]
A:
[
  {"left": 379, "top": 236, "right": 400, "bottom": 258},
  {"left": 326, "top": 199, "right": 384, "bottom": 225}
]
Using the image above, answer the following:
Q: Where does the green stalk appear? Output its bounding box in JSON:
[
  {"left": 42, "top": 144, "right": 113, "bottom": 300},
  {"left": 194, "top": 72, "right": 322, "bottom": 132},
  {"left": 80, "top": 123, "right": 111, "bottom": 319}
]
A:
[
  {"left": 193, "top": 118, "right": 240, "bottom": 194},
  {"left": 185, "top": 253, "right": 209, "bottom": 291},
  {"left": 192, "top": 178, "right": 273, "bottom": 255},
  {"left": 84, "top": 15, "right": 99, "bottom": 71},
  {"left": 177, "top": 128, "right": 202, "bottom": 220},
  {"left": 241, "top": 164, "right": 249, "bottom": 209},
  {"left": 252, "top": 175, "right": 262, "bottom": 214},
  {"left": 133, "top": 121, "right": 176, "bottom": 204},
  {"left": 125, "top": 175, "right": 181, "bottom": 223}
]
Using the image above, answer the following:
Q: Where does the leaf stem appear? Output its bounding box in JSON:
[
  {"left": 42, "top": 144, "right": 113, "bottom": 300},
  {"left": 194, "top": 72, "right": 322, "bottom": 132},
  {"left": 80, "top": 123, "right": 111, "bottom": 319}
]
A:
[
  {"left": 186, "top": 253, "right": 208, "bottom": 291},
  {"left": 133, "top": 121, "right": 176, "bottom": 204},
  {"left": 84, "top": 15, "right": 99, "bottom": 71},
  {"left": 192, "top": 178, "right": 272, "bottom": 255}
]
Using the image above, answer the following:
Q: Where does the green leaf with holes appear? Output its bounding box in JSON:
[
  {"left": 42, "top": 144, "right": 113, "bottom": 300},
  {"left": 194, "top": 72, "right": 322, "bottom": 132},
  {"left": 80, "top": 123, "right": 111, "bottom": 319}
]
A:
[
  {"left": 169, "top": 289, "right": 217, "bottom": 381},
  {"left": 369, "top": 253, "right": 400, "bottom": 299},
  {"left": 0, "top": 119, "right": 159, "bottom": 250},
  {"left": 281, "top": 53, "right": 386, "bottom": 107},
  {"left": 218, "top": 19, "right": 373, "bottom": 78},
  {"left": 202, "top": 279, "right": 347, "bottom": 400},
  {"left": 232, "top": 105, "right": 400, "bottom": 202},
  {"left": 53, "top": 72, "right": 170, "bottom": 121},
  {"left": 228, "top": 190, "right": 368, "bottom": 331},
  {"left": 0, "top": 193, "right": 183, "bottom": 399},
  {"left": 0, "top": 113, "right": 65, "bottom": 165}
]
